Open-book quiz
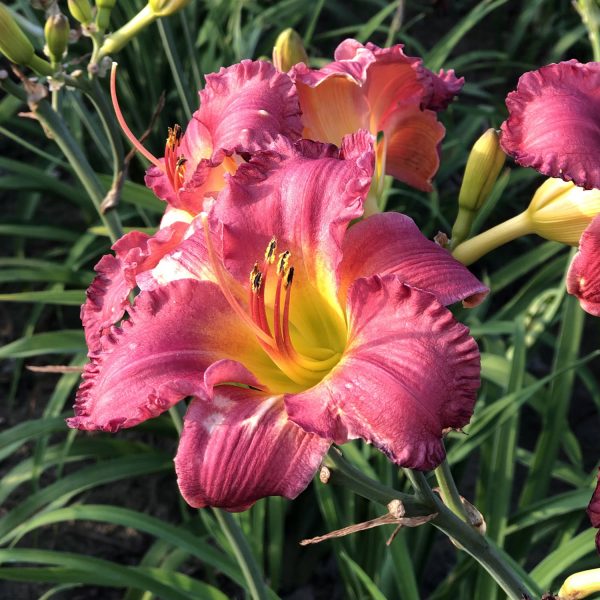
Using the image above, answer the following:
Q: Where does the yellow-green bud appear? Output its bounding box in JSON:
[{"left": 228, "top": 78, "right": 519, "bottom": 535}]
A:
[
  {"left": 95, "top": 0, "right": 117, "bottom": 30},
  {"left": 44, "top": 12, "right": 69, "bottom": 64},
  {"left": 68, "top": 0, "right": 93, "bottom": 24},
  {"left": 526, "top": 177, "right": 600, "bottom": 245},
  {"left": 452, "top": 128, "right": 505, "bottom": 246},
  {"left": 0, "top": 3, "right": 53, "bottom": 75},
  {"left": 272, "top": 28, "right": 308, "bottom": 72},
  {"left": 558, "top": 567, "right": 600, "bottom": 599},
  {"left": 148, "top": 0, "right": 191, "bottom": 17}
]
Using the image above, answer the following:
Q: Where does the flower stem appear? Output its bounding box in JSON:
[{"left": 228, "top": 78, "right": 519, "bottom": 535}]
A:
[
  {"left": 212, "top": 509, "right": 269, "bottom": 600},
  {"left": 451, "top": 212, "right": 532, "bottom": 265},
  {"left": 98, "top": 5, "right": 157, "bottom": 59},
  {"left": 433, "top": 458, "right": 469, "bottom": 521},
  {"left": 325, "top": 449, "right": 537, "bottom": 600}
]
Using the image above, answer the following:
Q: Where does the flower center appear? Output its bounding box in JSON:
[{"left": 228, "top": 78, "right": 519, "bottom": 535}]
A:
[{"left": 200, "top": 214, "right": 343, "bottom": 390}]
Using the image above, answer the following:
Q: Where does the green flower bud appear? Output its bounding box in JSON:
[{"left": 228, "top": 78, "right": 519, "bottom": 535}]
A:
[
  {"left": 272, "top": 28, "right": 308, "bottom": 71},
  {"left": 67, "top": 0, "right": 93, "bottom": 24},
  {"left": 148, "top": 0, "right": 191, "bottom": 17},
  {"left": 95, "top": 0, "right": 117, "bottom": 30},
  {"left": 0, "top": 3, "right": 53, "bottom": 75},
  {"left": 44, "top": 12, "right": 69, "bottom": 64}
]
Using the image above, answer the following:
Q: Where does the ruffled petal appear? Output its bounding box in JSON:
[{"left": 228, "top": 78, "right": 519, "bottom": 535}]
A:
[
  {"left": 175, "top": 388, "right": 330, "bottom": 511},
  {"left": 81, "top": 222, "right": 189, "bottom": 353},
  {"left": 382, "top": 106, "right": 445, "bottom": 191},
  {"left": 285, "top": 274, "right": 480, "bottom": 470},
  {"left": 501, "top": 61, "right": 600, "bottom": 190},
  {"left": 69, "top": 279, "right": 264, "bottom": 432},
  {"left": 426, "top": 68, "right": 464, "bottom": 111},
  {"left": 340, "top": 212, "right": 488, "bottom": 307},
  {"left": 199, "top": 60, "right": 303, "bottom": 155},
  {"left": 588, "top": 470, "right": 600, "bottom": 553},
  {"left": 567, "top": 214, "right": 600, "bottom": 316}
]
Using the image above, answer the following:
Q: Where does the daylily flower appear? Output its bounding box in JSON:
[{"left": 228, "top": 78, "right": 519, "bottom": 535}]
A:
[
  {"left": 588, "top": 471, "right": 600, "bottom": 552},
  {"left": 291, "top": 39, "right": 463, "bottom": 193},
  {"left": 69, "top": 132, "right": 487, "bottom": 511}
]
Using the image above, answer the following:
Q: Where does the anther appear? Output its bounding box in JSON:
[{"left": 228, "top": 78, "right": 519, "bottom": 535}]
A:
[
  {"left": 251, "top": 271, "right": 263, "bottom": 293},
  {"left": 284, "top": 266, "right": 294, "bottom": 289},
  {"left": 249, "top": 262, "right": 260, "bottom": 284},
  {"left": 265, "top": 238, "right": 277, "bottom": 263},
  {"left": 167, "top": 124, "right": 182, "bottom": 149},
  {"left": 277, "top": 250, "right": 290, "bottom": 275}
]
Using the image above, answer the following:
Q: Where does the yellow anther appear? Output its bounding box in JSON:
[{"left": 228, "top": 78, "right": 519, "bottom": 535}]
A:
[
  {"left": 277, "top": 250, "right": 291, "bottom": 275},
  {"left": 251, "top": 271, "right": 263, "bottom": 293},
  {"left": 249, "top": 262, "right": 260, "bottom": 284},
  {"left": 284, "top": 266, "right": 294, "bottom": 289},
  {"left": 167, "top": 124, "right": 183, "bottom": 149},
  {"left": 265, "top": 238, "right": 277, "bottom": 263}
]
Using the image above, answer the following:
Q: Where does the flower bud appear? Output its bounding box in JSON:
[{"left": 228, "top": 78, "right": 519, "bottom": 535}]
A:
[
  {"left": 558, "top": 568, "right": 600, "bottom": 599},
  {"left": 452, "top": 129, "right": 505, "bottom": 246},
  {"left": 526, "top": 177, "right": 600, "bottom": 245},
  {"left": 272, "top": 28, "right": 309, "bottom": 72},
  {"left": 44, "top": 12, "right": 69, "bottom": 64},
  {"left": 148, "top": 0, "right": 191, "bottom": 17},
  {"left": 68, "top": 0, "right": 93, "bottom": 24},
  {"left": 0, "top": 3, "right": 53, "bottom": 75},
  {"left": 95, "top": 0, "right": 117, "bottom": 30}
]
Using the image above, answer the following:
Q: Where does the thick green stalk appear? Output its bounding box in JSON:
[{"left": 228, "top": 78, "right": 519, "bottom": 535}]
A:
[
  {"left": 327, "top": 450, "right": 536, "bottom": 600},
  {"left": 212, "top": 509, "right": 269, "bottom": 600},
  {"left": 434, "top": 458, "right": 469, "bottom": 521}
]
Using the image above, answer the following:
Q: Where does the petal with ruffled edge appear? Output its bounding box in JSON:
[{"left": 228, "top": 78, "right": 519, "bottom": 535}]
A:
[
  {"left": 339, "top": 212, "right": 488, "bottom": 307},
  {"left": 175, "top": 386, "right": 330, "bottom": 511},
  {"left": 81, "top": 222, "right": 190, "bottom": 353},
  {"left": 588, "top": 470, "right": 600, "bottom": 553},
  {"left": 285, "top": 274, "right": 480, "bottom": 470},
  {"left": 69, "top": 279, "right": 268, "bottom": 432},
  {"left": 567, "top": 214, "right": 600, "bottom": 316},
  {"left": 212, "top": 132, "right": 374, "bottom": 303},
  {"left": 501, "top": 61, "right": 600, "bottom": 190}
]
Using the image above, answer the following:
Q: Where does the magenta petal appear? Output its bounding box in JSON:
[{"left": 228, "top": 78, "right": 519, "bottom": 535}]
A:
[
  {"left": 501, "top": 61, "right": 600, "bottom": 190},
  {"left": 588, "top": 470, "right": 600, "bottom": 553},
  {"left": 424, "top": 68, "right": 464, "bottom": 111},
  {"left": 199, "top": 60, "right": 302, "bottom": 155},
  {"left": 285, "top": 275, "right": 480, "bottom": 470},
  {"left": 567, "top": 214, "right": 600, "bottom": 316},
  {"left": 340, "top": 213, "right": 488, "bottom": 307},
  {"left": 81, "top": 223, "right": 189, "bottom": 353},
  {"left": 175, "top": 389, "right": 330, "bottom": 511},
  {"left": 69, "top": 279, "right": 261, "bottom": 432}
]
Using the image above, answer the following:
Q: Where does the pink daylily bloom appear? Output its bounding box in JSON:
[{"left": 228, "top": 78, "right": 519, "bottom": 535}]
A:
[
  {"left": 69, "top": 132, "right": 487, "bottom": 511},
  {"left": 291, "top": 39, "right": 463, "bottom": 191},
  {"left": 567, "top": 214, "right": 600, "bottom": 316},
  {"left": 145, "top": 59, "right": 303, "bottom": 214},
  {"left": 501, "top": 60, "right": 600, "bottom": 191},
  {"left": 588, "top": 471, "right": 600, "bottom": 553}
]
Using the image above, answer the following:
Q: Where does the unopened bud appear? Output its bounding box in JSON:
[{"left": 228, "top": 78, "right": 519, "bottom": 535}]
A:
[
  {"left": 148, "top": 0, "right": 191, "bottom": 17},
  {"left": 558, "top": 568, "right": 600, "bottom": 599},
  {"left": 0, "top": 3, "right": 53, "bottom": 75},
  {"left": 527, "top": 178, "right": 600, "bottom": 245},
  {"left": 44, "top": 12, "right": 69, "bottom": 64},
  {"left": 272, "top": 28, "right": 308, "bottom": 72},
  {"left": 95, "top": 0, "right": 117, "bottom": 30},
  {"left": 67, "top": 0, "right": 93, "bottom": 24},
  {"left": 452, "top": 129, "right": 505, "bottom": 246}
]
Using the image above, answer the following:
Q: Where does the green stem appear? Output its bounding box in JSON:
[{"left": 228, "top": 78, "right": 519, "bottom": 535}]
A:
[
  {"left": 576, "top": 0, "right": 600, "bottom": 61},
  {"left": 212, "top": 509, "right": 269, "bottom": 600},
  {"left": 97, "top": 5, "right": 157, "bottom": 59},
  {"left": 452, "top": 212, "right": 532, "bottom": 265},
  {"left": 434, "top": 459, "right": 469, "bottom": 521},
  {"left": 326, "top": 450, "right": 535, "bottom": 600}
]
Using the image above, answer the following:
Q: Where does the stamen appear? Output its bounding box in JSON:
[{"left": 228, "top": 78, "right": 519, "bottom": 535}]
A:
[
  {"left": 277, "top": 250, "right": 290, "bottom": 275},
  {"left": 110, "top": 63, "right": 163, "bottom": 170},
  {"left": 265, "top": 238, "right": 277, "bottom": 263}
]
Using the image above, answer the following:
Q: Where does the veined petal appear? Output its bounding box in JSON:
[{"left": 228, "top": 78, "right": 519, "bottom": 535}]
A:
[
  {"left": 285, "top": 275, "right": 480, "bottom": 470},
  {"left": 567, "top": 214, "right": 600, "bottom": 316},
  {"left": 69, "top": 279, "right": 264, "bottom": 432},
  {"left": 81, "top": 222, "right": 189, "bottom": 353},
  {"left": 382, "top": 106, "right": 445, "bottom": 191},
  {"left": 588, "top": 470, "right": 600, "bottom": 553},
  {"left": 175, "top": 388, "right": 330, "bottom": 511},
  {"left": 339, "top": 212, "right": 488, "bottom": 307},
  {"left": 501, "top": 61, "right": 600, "bottom": 190},
  {"left": 199, "top": 60, "right": 303, "bottom": 155}
]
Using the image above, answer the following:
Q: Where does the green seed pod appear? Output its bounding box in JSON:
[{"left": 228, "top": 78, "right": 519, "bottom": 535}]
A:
[
  {"left": 67, "top": 0, "right": 93, "bottom": 24},
  {"left": 44, "top": 12, "right": 69, "bottom": 64}
]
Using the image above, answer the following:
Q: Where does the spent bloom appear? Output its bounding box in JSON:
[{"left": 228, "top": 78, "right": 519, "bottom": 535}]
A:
[
  {"left": 291, "top": 39, "right": 463, "bottom": 192},
  {"left": 70, "top": 132, "right": 487, "bottom": 510}
]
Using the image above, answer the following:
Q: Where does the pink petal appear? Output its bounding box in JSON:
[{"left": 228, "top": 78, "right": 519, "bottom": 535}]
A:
[
  {"left": 212, "top": 132, "right": 374, "bottom": 300},
  {"left": 588, "top": 470, "right": 600, "bottom": 553},
  {"left": 567, "top": 214, "right": 600, "bottom": 316},
  {"left": 69, "top": 279, "right": 263, "bottom": 432},
  {"left": 500, "top": 60, "right": 600, "bottom": 190},
  {"left": 199, "top": 60, "right": 303, "bottom": 155},
  {"left": 424, "top": 68, "right": 464, "bottom": 111},
  {"left": 340, "top": 213, "right": 488, "bottom": 307},
  {"left": 285, "top": 274, "right": 480, "bottom": 470},
  {"left": 81, "top": 222, "right": 189, "bottom": 353},
  {"left": 175, "top": 388, "right": 329, "bottom": 511}
]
